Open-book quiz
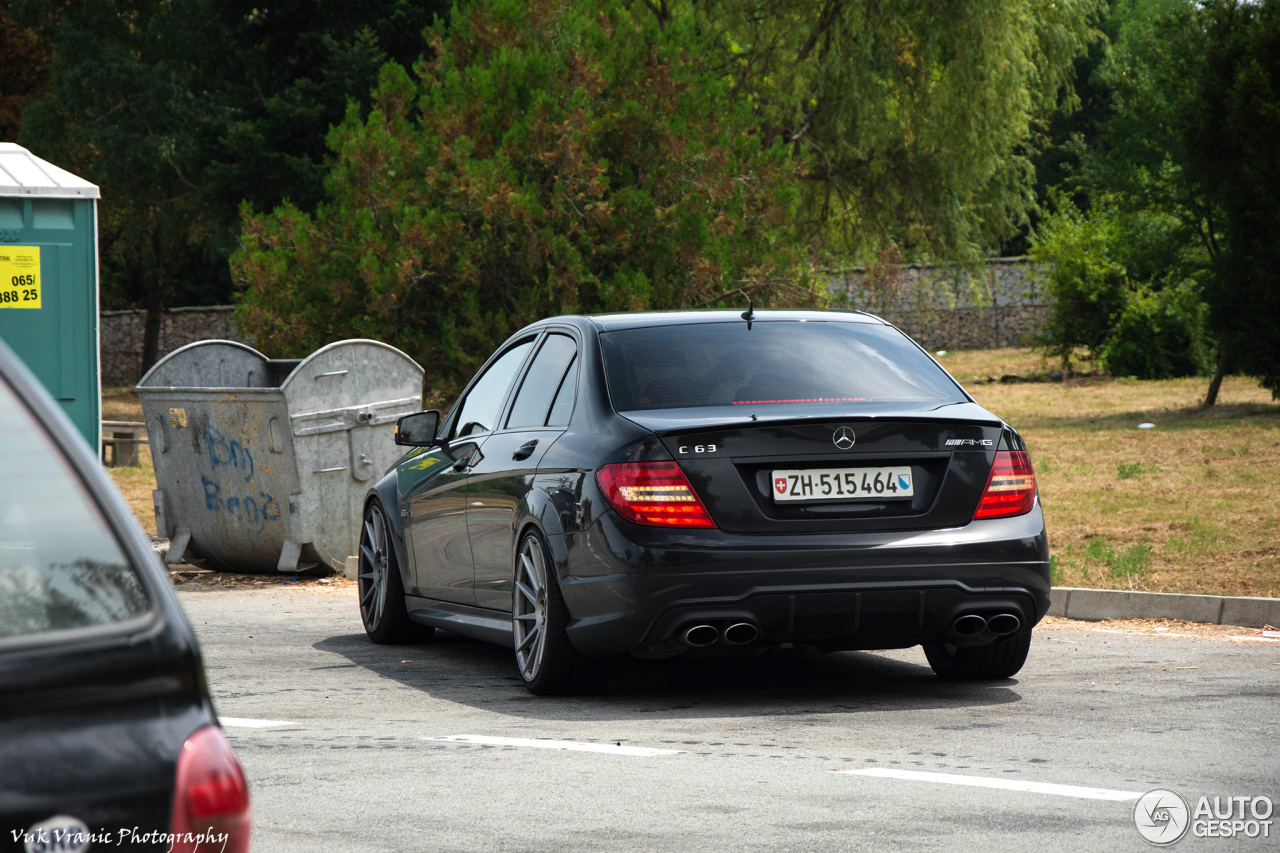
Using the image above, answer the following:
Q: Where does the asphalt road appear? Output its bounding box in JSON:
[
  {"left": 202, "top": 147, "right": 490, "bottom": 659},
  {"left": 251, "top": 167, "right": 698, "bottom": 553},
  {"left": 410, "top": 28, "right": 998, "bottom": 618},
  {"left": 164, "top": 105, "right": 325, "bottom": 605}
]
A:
[{"left": 178, "top": 585, "right": 1279, "bottom": 852}]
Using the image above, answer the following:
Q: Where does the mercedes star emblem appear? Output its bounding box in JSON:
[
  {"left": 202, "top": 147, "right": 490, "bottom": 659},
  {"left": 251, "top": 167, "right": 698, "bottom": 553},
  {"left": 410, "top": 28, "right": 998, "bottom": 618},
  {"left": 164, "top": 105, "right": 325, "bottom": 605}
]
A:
[{"left": 833, "top": 426, "right": 856, "bottom": 450}]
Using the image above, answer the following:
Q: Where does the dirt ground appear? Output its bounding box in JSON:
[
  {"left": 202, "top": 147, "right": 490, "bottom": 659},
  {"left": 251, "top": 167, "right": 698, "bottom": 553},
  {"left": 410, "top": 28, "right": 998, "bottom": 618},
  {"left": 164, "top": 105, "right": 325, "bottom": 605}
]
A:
[
  {"left": 167, "top": 566, "right": 355, "bottom": 593},
  {"left": 106, "top": 349, "right": 1280, "bottom": 599}
]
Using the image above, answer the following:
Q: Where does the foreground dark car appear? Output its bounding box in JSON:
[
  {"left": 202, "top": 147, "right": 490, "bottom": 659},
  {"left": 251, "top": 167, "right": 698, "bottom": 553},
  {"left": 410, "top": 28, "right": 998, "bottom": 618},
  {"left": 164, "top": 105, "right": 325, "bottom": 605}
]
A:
[
  {"left": 0, "top": 339, "right": 249, "bottom": 853},
  {"left": 358, "top": 310, "right": 1049, "bottom": 694}
]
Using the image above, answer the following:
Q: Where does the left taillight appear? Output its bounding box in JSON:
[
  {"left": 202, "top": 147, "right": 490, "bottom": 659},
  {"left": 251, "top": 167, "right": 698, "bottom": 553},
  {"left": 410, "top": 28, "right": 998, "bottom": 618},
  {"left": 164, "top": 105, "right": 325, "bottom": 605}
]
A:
[
  {"left": 170, "top": 725, "right": 251, "bottom": 853},
  {"left": 596, "top": 461, "right": 717, "bottom": 528},
  {"left": 972, "top": 450, "right": 1037, "bottom": 520}
]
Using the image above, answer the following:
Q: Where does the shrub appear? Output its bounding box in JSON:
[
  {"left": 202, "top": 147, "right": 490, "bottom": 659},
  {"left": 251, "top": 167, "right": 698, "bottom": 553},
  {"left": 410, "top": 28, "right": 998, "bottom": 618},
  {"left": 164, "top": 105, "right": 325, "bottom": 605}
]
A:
[
  {"left": 1103, "top": 279, "right": 1212, "bottom": 379},
  {"left": 1030, "top": 199, "right": 1129, "bottom": 368},
  {"left": 1031, "top": 194, "right": 1212, "bottom": 378}
]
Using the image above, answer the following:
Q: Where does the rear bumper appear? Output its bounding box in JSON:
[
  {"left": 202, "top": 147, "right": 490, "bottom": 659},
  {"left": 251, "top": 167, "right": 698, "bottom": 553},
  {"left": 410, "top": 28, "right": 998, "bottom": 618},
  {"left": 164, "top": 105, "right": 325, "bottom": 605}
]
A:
[{"left": 556, "top": 504, "right": 1050, "bottom": 657}]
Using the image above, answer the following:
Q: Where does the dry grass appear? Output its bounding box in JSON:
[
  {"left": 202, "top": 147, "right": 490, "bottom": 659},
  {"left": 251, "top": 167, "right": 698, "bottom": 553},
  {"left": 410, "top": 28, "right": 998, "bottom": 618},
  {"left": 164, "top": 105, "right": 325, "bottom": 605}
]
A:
[
  {"left": 102, "top": 384, "right": 144, "bottom": 421},
  {"left": 102, "top": 363, "right": 1280, "bottom": 598},
  {"left": 936, "top": 349, "right": 1280, "bottom": 598},
  {"left": 937, "top": 346, "right": 1060, "bottom": 383},
  {"left": 102, "top": 386, "right": 156, "bottom": 536},
  {"left": 108, "top": 444, "right": 158, "bottom": 537}
]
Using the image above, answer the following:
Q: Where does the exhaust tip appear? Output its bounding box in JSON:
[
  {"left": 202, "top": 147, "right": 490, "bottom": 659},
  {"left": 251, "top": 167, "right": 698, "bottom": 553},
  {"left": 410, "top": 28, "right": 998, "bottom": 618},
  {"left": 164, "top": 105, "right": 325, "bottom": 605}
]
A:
[
  {"left": 722, "top": 622, "right": 760, "bottom": 645},
  {"left": 952, "top": 614, "right": 988, "bottom": 637},
  {"left": 987, "top": 613, "right": 1021, "bottom": 636},
  {"left": 684, "top": 625, "right": 719, "bottom": 647}
]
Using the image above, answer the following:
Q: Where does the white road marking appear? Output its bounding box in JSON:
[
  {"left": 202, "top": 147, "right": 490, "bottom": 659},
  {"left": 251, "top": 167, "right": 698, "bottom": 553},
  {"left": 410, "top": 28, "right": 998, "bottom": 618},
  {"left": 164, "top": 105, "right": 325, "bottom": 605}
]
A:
[
  {"left": 423, "top": 735, "right": 683, "bottom": 756},
  {"left": 835, "top": 768, "right": 1143, "bottom": 801},
  {"left": 220, "top": 717, "right": 297, "bottom": 729}
]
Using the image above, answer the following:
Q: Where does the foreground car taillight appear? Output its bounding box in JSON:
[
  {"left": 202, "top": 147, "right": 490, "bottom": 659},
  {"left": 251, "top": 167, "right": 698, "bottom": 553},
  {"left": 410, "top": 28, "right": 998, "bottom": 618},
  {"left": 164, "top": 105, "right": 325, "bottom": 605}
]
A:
[
  {"left": 596, "top": 462, "right": 717, "bottom": 528},
  {"left": 973, "top": 450, "right": 1037, "bottom": 520},
  {"left": 170, "top": 725, "right": 251, "bottom": 853}
]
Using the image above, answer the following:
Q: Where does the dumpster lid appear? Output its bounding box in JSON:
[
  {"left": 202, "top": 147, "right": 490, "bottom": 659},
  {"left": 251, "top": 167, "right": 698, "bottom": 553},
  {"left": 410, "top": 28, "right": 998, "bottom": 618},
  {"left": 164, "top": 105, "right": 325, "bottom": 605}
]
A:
[
  {"left": 0, "top": 143, "right": 100, "bottom": 200},
  {"left": 136, "top": 340, "right": 277, "bottom": 390},
  {"left": 277, "top": 339, "right": 423, "bottom": 390}
]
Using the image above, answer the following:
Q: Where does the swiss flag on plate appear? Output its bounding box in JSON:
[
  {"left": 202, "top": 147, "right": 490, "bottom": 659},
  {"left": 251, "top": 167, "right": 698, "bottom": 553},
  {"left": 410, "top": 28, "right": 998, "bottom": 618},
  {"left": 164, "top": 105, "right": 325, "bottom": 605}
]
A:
[{"left": 775, "top": 477, "right": 788, "bottom": 494}]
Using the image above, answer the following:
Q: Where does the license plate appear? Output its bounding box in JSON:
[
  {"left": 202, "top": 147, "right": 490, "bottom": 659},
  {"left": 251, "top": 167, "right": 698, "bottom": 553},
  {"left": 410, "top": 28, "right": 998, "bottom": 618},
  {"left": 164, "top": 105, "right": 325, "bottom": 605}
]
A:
[{"left": 771, "top": 467, "right": 914, "bottom": 502}]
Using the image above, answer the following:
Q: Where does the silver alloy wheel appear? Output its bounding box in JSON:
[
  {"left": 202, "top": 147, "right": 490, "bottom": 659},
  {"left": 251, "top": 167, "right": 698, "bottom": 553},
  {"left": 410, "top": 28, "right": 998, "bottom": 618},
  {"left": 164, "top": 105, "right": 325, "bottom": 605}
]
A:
[
  {"left": 358, "top": 505, "right": 390, "bottom": 630},
  {"left": 512, "top": 536, "right": 548, "bottom": 681}
]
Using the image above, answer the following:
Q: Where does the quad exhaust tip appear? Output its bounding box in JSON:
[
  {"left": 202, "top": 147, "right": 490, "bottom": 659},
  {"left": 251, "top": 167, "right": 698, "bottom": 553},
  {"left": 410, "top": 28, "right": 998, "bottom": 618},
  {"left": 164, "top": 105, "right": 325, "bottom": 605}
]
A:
[
  {"left": 722, "top": 623, "right": 760, "bottom": 645},
  {"left": 684, "top": 625, "right": 719, "bottom": 647},
  {"left": 987, "top": 613, "right": 1021, "bottom": 636},
  {"left": 952, "top": 614, "right": 988, "bottom": 637}
]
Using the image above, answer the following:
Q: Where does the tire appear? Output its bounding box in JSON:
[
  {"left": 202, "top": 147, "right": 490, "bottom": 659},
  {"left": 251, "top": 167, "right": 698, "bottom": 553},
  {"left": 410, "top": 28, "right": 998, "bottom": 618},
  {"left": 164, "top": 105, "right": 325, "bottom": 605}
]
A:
[
  {"left": 359, "top": 500, "right": 434, "bottom": 645},
  {"left": 924, "top": 632, "right": 1032, "bottom": 681},
  {"left": 512, "top": 529, "right": 610, "bottom": 695}
]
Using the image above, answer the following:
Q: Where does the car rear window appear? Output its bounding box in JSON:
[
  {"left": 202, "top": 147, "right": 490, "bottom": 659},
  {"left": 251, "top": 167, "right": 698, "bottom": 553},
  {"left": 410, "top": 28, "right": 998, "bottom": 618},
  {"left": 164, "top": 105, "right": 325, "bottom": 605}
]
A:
[
  {"left": 0, "top": 377, "right": 149, "bottom": 640},
  {"left": 598, "top": 320, "right": 965, "bottom": 412}
]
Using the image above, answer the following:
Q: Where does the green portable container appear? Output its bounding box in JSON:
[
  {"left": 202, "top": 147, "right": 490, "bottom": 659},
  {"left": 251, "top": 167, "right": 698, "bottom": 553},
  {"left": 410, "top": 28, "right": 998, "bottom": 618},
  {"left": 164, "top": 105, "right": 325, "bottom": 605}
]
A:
[{"left": 0, "top": 143, "right": 101, "bottom": 451}]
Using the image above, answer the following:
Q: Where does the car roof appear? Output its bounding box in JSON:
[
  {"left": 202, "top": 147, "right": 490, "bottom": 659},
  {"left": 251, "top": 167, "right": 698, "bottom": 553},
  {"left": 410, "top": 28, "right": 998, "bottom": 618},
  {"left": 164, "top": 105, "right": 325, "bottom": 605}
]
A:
[{"left": 532, "top": 309, "right": 888, "bottom": 333}]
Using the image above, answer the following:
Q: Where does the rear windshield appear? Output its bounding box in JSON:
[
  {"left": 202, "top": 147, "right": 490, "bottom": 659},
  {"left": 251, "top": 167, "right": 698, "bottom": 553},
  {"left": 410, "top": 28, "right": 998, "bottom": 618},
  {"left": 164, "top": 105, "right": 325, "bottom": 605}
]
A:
[
  {"left": 0, "top": 377, "right": 149, "bottom": 641},
  {"left": 599, "top": 320, "right": 965, "bottom": 412}
]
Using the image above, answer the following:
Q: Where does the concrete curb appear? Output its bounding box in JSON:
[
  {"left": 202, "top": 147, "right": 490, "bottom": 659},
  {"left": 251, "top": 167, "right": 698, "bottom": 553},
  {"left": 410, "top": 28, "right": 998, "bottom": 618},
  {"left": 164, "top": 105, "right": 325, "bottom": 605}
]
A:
[{"left": 1048, "top": 587, "right": 1280, "bottom": 629}]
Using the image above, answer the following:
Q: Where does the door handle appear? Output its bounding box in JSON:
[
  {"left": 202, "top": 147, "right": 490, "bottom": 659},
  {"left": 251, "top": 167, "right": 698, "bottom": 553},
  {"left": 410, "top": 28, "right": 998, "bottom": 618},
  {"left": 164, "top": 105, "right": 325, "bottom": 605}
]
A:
[
  {"left": 512, "top": 439, "right": 539, "bottom": 461},
  {"left": 452, "top": 448, "right": 481, "bottom": 472}
]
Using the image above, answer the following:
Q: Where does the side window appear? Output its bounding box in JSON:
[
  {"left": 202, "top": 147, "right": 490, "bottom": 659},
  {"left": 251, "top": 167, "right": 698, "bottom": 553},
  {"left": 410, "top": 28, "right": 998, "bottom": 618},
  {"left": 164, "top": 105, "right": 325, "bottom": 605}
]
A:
[
  {"left": 507, "top": 334, "right": 578, "bottom": 429},
  {"left": 451, "top": 340, "right": 535, "bottom": 439},
  {"left": 0, "top": 377, "right": 149, "bottom": 641},
  {"left": 544, "top": 354, "right": 577, "bottom": 427}
]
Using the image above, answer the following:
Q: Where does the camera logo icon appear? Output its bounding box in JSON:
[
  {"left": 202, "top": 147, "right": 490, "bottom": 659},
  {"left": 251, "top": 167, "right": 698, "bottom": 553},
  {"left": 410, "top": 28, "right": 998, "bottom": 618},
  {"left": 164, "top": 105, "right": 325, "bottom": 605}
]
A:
[{"left": 1134, "top": 788, "right": 1191, "bottom": 845}]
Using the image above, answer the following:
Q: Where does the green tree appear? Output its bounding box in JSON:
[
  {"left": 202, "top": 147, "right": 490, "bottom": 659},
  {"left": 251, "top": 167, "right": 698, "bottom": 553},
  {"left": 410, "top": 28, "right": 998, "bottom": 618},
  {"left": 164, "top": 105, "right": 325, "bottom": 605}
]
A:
[
  {"left": 15, "top": 0, "right": 448, "bottom": 374},
  {"left": 1031, "top": 188, "right": 1212, "bottom": 379},
  {"left": 18, "top": 0, "right": 226, "bottom": 369},
  {"left": 0, "top": 2, "right": 51, "bottom": 142},
  {"left": 201, "top": 0, "right": 451, "bottom": 227},
  {"left": 232, "top": 0, "right": 812, "bottom": 405},
  {"left": 677, "top": 0, "right": 1104, "bottom": 267},
  {"left": 1079, "top": 0, "right": 1280, "bottom": 401}
]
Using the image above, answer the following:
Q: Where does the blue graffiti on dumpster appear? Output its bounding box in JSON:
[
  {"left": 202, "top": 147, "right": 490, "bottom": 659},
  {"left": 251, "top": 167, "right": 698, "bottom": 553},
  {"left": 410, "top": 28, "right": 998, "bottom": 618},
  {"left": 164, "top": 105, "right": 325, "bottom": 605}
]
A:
[
  {"left": 201, "top": 476, "right": 281, "bottom": 533},
  {"left": 201, "top": 425, "right": 279, "bottom": 533},
  {"left": 205, "top": 425, "right": 255, "bottom": 483}
]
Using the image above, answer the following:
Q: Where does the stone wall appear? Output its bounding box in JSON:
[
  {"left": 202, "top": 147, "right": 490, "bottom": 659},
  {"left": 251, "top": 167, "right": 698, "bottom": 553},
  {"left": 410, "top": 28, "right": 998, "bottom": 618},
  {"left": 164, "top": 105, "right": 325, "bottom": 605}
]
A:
[
  {"left": 100, "top": 306, "right": 256, "bottom": 387},
  {"left": 99, "top": 259, "right": 1048, "bottom": 384},
  {"left": 830, "top": 256, "right": 1048, "bottom": 351}
]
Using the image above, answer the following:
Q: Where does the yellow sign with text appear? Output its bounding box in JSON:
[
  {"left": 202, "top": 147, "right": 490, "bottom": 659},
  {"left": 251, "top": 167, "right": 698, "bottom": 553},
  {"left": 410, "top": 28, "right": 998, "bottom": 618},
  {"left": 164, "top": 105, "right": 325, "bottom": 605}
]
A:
[{"left": 0, "top": 246, "right": 41, "bottom": 309}]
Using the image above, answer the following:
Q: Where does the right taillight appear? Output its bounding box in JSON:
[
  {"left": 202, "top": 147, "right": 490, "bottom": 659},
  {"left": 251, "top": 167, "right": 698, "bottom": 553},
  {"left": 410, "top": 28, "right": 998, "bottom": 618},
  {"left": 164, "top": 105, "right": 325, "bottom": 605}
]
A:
[
  {"left": 170, "top": 725, "right": 251, "bottom": 853},
  {"left": 973, "top": 450, "right": 1037, "bottom": 520}
]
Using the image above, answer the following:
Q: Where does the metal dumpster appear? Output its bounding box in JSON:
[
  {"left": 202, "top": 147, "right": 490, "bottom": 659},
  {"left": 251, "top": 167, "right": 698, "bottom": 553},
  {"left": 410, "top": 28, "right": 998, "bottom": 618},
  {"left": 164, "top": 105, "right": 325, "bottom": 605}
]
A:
[{"left": 138, "top": 339, "right": 423, "bottom": 573}]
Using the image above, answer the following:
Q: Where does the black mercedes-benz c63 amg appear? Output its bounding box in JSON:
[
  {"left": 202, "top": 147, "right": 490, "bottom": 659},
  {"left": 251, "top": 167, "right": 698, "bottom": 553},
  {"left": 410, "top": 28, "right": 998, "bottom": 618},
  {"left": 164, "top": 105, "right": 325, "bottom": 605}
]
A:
[{"left": 357, "top": 310, "right": 1048, "bottom": 694}]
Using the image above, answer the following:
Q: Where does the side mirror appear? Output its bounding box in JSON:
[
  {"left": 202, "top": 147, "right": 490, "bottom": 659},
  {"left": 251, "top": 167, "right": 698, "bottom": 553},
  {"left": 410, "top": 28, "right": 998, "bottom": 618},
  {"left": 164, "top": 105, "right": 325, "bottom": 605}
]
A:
[{"left": 395, "top": 410, "right": 440, "bottom": 447}]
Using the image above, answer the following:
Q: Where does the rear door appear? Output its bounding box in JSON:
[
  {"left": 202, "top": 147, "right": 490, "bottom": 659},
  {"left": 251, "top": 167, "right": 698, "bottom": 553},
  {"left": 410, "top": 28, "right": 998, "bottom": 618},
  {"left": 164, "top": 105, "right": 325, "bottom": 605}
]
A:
[
  {"left": 407, "top": 338, "right": 535, "bottom": 603},
  {"left": 467, "top": 333, "right": 579, "bottom": 610}
]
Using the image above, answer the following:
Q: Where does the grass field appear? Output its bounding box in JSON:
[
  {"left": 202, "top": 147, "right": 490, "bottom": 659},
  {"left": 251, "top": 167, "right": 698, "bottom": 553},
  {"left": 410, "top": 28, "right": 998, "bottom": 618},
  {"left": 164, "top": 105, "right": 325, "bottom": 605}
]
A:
[
  {"left": 104, "top": 350, "right": 1280, "bottom": 598},
  {"left": 940, "top": 348, "right": 1280, "bottom": 598}
]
